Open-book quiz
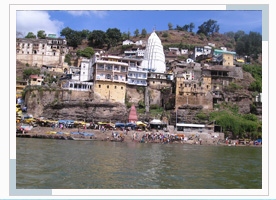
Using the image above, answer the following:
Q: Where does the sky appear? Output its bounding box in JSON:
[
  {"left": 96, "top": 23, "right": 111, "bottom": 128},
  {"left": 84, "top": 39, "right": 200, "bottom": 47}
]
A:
[{"left": 16, "top": 10, "right": 262, "bottom": 38}]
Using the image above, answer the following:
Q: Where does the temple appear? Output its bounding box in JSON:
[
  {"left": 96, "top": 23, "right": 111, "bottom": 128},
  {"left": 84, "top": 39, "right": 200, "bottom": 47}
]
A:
[{"left": 141, "top": 30, "right": 166, "bottom": 73}]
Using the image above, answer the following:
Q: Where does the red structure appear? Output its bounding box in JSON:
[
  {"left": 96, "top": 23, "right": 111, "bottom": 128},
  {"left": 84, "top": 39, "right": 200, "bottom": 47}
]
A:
[{"left": 128, "top": 104, "right": 138, "bottom": 123}]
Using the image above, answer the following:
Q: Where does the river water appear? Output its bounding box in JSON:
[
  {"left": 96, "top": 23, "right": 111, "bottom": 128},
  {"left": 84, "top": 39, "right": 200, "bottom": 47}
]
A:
[{"left": 16, "top": 138, "right": 262, "bottom": 189}]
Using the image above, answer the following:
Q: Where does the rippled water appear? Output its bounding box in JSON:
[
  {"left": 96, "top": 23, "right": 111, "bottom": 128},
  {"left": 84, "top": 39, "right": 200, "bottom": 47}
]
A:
[{"left": 16, "top": 138, "right": 262, "bottom": 189}]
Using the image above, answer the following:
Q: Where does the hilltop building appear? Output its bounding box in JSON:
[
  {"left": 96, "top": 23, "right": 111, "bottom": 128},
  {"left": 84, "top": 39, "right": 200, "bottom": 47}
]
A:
[
  {"left": 16, "top": 36, "right": 68, "bottom": 68},
  {"left": 141, "top": 30, "right": 166, "bottom": 73}
]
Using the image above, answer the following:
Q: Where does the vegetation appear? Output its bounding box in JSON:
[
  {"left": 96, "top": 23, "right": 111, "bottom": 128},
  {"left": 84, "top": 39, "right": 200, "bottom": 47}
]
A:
[
  {"left": 242, "top": 64, "right": 262, "bottom": 92},
  {"left": 23, "top": 68, "right": 40, "bottom": 79},
  {"left": 134, "top": 29, "right": 139, "bottom": 37},
  {"left": 235, "top": 31, "right": 262, "bottom": 60},
  {"left": 168, "top": 22, "right": 173, "bottom": 30},
  {"left": 197, "top": 19, "right": 220, "bottom": 36},
  {"left": 141, "top": 29, "right": 147, "bottom": 38},
  {"left": 37, "top": 30, "right": 46, "bottom": 39},
  {"left": 25, "top": 32, "right": 36, "bottom": 38},
  {"left": 210, "top": 110, "right": 261, "bottom": 139},
  {"left": 60, "top": 27, "right": 83, "bottom": 48},
  {"left": 65, "top": 54, "right": 71, "bottom": 65},
  {"left": 76, "top": 47, "right": 95, "bottom": 58}
]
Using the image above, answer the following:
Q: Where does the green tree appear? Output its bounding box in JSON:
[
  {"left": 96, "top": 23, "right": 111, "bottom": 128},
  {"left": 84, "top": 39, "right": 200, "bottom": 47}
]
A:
[
  {"left": 88, "top": 30, "right": 107, "bottom": 48},
  {"left": 37, "top": 30, "right": 46, "bottom": 39},
  {"left": 197, "top": 19, "right": 220, "bottom": 36},
  {"left": 25, "top": 32, "right": 36, "bottom": 38},
  {"left": 168, "top": 22, "right": 173, "bottom": 30},
  {"left": 127, "top": 30, "right": 131, "bottom": 39},
  {"left": 77, "top": 47, "right": 95, "bottom": 58},
  {"left": 60, "top": 27, "right": 82, "bottom": 48},
  {"left": 106, "top": 28, "right": 122, "bottom": 47},
  {"left": 224, "top": 31, "right": 235, "bottom": 39},
  {"left": 134, "top": 29, "right": 139, "bottom": 37},
  {"left": 234, "top": 30, "right": 245, "bottom": 42},
  {"left": 141, "top": 28, "right": 147, "bottom": 38},
  {"left": 189, "top": 22, "right": 195, "bottom": 32},
  {"left": 65, "top": 54, "right": 71, "bottom": 65},
  {"left": 183, "top": 25, "right": 189, "bottom": 31},
  {"left": 235, "top": 32, "right": 262, "bottom": 60},
  {"left": 80, "top": 29, "right": 91, "bottom": 39},
  {"left": 121, "top": 32, "right": 128, "bottom": 40}
]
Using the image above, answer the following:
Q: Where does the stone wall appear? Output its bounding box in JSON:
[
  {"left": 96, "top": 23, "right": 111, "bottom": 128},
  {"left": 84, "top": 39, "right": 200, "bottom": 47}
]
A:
[{"left": 16, "top": 54, "right": 65, "bottom": 67}]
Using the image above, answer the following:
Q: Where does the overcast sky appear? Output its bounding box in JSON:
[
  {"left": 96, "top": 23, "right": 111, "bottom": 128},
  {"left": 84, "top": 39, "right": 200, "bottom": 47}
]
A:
[{"left": 16, "top": 10, "right": 262, "bottom": 37}]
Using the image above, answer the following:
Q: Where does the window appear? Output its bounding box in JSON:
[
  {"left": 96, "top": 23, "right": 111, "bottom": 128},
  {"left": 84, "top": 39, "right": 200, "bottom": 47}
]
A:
[
  {"left": 114, "top": 75, "right": 118, "bottom": 80},
  {"left": 115, "top": 86, "right": 117, "bottom": 89},
  {"left": 121, "top": 87, "right": 123, "bottom": 90},
  {"left": 153, "top": 81, "right": 155, "bottom": 84},
  {"left": 83, "top": 72, "right": 85, "bottom": 74},
  {"left": 99, "top": 85, "right": 101, "bottom": 88},
  {"left": 106, "top": 74, "right": 112, "bottom": 79},
  {"left": 207, "top": 85, "right": 209, "bottom": 89},
  {"left": 194, "top": 84, "right": 196, "bottom": 88},
  {"left": 180, "top": 84, "right": 183, "bottom": 87},
  {"left": 107, "top": 85, "right": 109, "bottom": 89}
]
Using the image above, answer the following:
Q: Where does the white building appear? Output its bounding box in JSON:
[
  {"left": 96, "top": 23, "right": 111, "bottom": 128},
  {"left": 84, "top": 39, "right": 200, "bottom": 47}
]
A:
[
  {"left": 181, "top": 49, "right": 189, "bottom": 55},
  {"left": 63, "top": 80, "right": 93, "bottom": 91},
  {"left": 169, "top": 47, "right": 181, "bottom": 55},
  {"left": 135, "top": 40, "right": 146, "bottom": 46},
  {"left": 80, "top": 58, "right": 93, "bottom": 82},
  {"left": 127, "top": 66, "right": 148, "bottom": 86},
  {"left": 141, "top": 30, "right": 166, "bottom": 73},
  {"left": 122, "top": 40, "right": 134, "bottom": 45},
  {"left": 193, "top": 46, "right": 212, "bottom": 59}
]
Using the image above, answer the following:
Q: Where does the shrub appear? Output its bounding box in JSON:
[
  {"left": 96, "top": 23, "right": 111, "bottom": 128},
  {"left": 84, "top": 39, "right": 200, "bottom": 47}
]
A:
[
  {"left": 162, "top": 32, "right": 169, "bottom": 37},
  {"left": 150, "top": 104, "right": 159, "bottom": 109},
  {"left": 138, "top": 100, "right": 145, "bottom": 109}
]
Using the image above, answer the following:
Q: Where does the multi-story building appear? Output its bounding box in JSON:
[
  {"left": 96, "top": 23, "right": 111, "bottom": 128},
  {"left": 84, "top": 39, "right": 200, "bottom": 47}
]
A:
[
  {"left": 16, "top": 35, "right": 68, "bottom": 67},
  {"left": 92, "top": 54, "right": 128, "bottom": 103},
  {"left": 213, "top": 49, "right": 236, "bottom": 66},
  {"left": 79, "top": 58, "right": 93, "bottom": 82},
  {"left": 175, "top": 73, "right": 213, "bottom": 111},
  {"left": 120, "top": 57, "right": 148, "bottom": 87}
]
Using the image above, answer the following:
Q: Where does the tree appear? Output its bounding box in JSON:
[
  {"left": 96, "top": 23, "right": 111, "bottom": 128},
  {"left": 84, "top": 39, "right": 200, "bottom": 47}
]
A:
[
  {"left": 134, "top": 29, "right": 139, "bottom": 37},
  {"left": 175, "top": 25, "right": 183, "bottom": 31},
  {"left": 25, "top": 32, "right": 36, "bottom": 38},
  {"left": 88, "top": 30, "right": 107, "bottom": 48},
  {"left": 197, "top": 19, "right": 220, "bottom": 36},
  {"left": 224, "top": 31, "right": 235, "bottom": 39},
  {"left": 168, "top": 22, "right": 173, "bottom": 30},
  {"left": 60, "top": 27, "right": 82, "bottom": 48},
  {"left": 106, "top": 28, "right": 122, "bottom": 47},
  {"left": 141, "top": 28, "right": 147, "bottom": 38},
  {"left": 234, "top": 30, "right": 245, "bottom": 42},
  {"left": 127, "top": 30, "right": 131, "bottom": 39},
  {"left": 183, "top": 25, "right": 189, "bottom": 31},
  {"left": 80, "top": 29, "right": 91, "bottom": 39},
  {"left": 235, "top": 31, "right": 262, "bottom": 60},
  {"left": 189, "top": 23, "right": 195, "bottom": 32},
  {"left": 121, "top": 32, "right": 128, "bottom": 41},
  {"left": 77, "top": 47, "right": 95, "bottom": 58},
  {"left": 37, "top": 30, "right": 46, "bottom": 39}
]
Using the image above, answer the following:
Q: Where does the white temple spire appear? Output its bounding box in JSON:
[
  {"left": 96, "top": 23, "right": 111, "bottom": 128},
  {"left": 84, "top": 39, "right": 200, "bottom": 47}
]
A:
[{"left": 141, "top": 30, "right": 166, "bottom": 73}]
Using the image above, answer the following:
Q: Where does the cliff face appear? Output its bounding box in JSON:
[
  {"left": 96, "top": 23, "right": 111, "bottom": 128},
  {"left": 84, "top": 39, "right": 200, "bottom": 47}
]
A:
[{"left": 24, "top": 87, "right": 128, "bottom": 122}]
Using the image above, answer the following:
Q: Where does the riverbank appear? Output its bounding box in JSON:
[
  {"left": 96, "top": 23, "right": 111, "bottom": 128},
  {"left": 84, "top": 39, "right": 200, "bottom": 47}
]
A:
[{"left": 16, "top": 126, "right": 262, "bottom": 147}]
